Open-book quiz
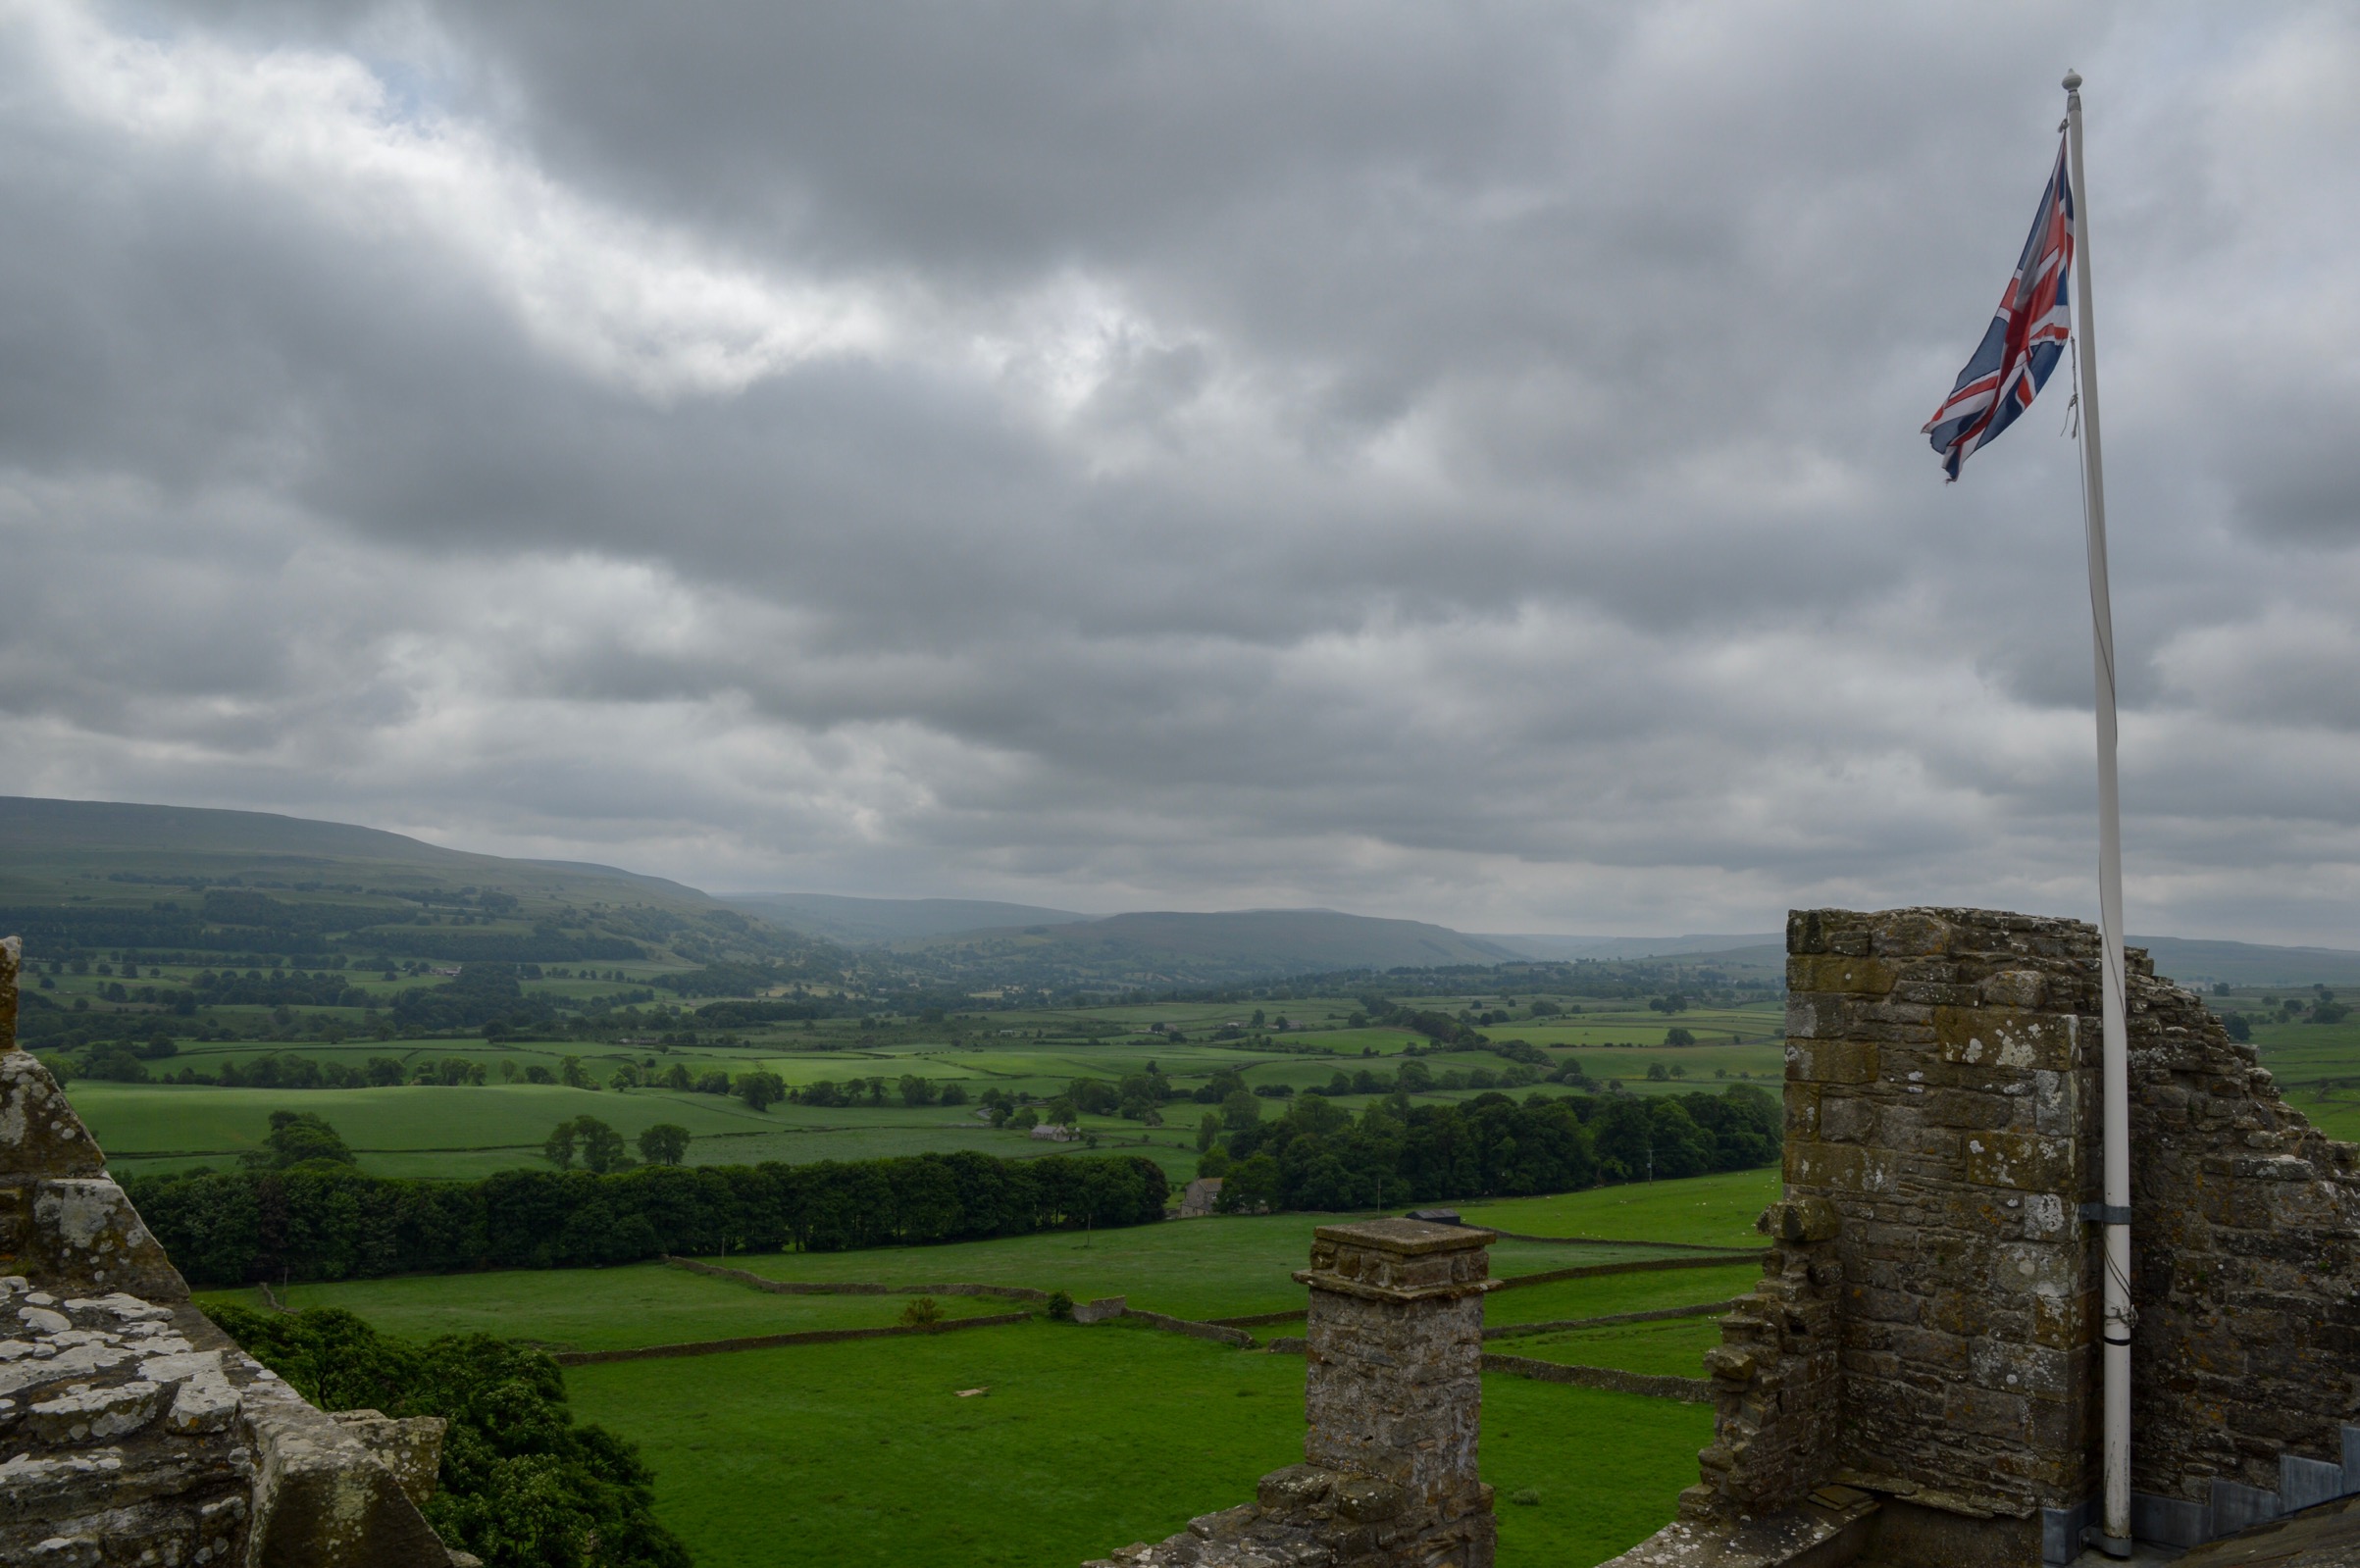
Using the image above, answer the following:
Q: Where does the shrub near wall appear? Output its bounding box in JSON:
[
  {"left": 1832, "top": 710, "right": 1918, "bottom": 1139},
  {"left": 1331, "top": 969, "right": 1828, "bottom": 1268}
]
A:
[{"left": 124, "top": 1150, "right": 1170, "bottom": 1288}]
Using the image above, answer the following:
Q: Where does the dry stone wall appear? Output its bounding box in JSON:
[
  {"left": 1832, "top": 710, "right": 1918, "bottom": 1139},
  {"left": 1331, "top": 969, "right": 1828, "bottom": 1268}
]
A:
[{"left": 0, "top": 935, "right": 466, "bottom": 1567}]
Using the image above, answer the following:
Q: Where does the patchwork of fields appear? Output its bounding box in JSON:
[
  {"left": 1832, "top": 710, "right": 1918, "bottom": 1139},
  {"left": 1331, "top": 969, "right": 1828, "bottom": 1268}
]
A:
[
  {"left": 226, "top": 1181, "right": 1768, "bottom": 1567},
  {"left": 59, "top": 990, "right": 1791, "bottom": 1180}
]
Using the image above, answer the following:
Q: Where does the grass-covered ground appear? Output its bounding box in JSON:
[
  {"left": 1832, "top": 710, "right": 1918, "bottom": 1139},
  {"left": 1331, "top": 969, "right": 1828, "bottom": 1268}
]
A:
[
  {"left": 250, "top": 1222, "right": 1758, "bottom": 1349},
  {"left": 1459, "top": 1167, "right": 1782, "bottom": 1248},
  {"left": 223, "top": 1165, "right": 1766, "bottom": 1567},
  {"left": 1484, "top": 1264, "right": 1761, "bottom": 1330},
  {"left": 1503, "top": 1314, "right": 1729, "bottom": 1377},
  {"left": 563, "top": 1319, "right": 1713, "bottom": 1568},
  {"left": 69, "top": 1077, "right": 1206, "bottom": 1180},
  {"left": 696, "top": 1213, "right": 1705, "bottom": 1323}
]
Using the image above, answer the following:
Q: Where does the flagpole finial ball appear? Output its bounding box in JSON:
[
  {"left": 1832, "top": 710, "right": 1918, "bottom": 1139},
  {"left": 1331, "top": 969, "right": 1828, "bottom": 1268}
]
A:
[{"left": 2062, "top": 69, "right": 2082, "bottom": 93}]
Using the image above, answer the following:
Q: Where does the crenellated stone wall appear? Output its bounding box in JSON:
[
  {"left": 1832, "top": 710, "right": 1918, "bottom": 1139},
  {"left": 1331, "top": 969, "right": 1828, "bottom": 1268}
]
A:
[{"left": 0, "top": 936, "right": 469, "bottom": 1567}]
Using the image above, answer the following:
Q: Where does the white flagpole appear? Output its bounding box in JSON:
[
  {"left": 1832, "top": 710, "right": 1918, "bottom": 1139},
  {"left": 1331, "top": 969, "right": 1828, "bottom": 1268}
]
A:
[{"left": 2063, "top": 67, "right": 2134, "bottom": 1559}]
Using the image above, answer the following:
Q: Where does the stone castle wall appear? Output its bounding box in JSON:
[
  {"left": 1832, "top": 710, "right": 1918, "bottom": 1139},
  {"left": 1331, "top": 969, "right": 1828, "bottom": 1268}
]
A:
[
  {"left": 2122, "top": 939, "right": 2360, "bottom": 1530},
  {"left": 1641, "top": 907, "right": 2360, "bottom": 1567},
  {"left": 1781, "top": 907, "right": 2107, "bottom": 1525}
]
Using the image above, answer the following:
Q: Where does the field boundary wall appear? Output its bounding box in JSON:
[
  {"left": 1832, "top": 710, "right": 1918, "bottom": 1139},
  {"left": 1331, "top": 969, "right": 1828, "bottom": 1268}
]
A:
[
  {"left": 1116, "top": 1307, "right": 1257, "bottom": 1346},
  {"left": 662, "top": 1254, "right": 1051, "bottom": 1299},
  {"left": 1488, "top": 1254, "right": 1765, "bottom": 1291},
  {"left": 1484, "top": 1230, "right": 1767, "bottom": 1254},
  {"left": 1481, "top": 1298, "right": 1742, "bottom": 1341},
  {"left": 1477, "top": 1352, "right": 1715, "bottom": 1403},
  {"left": 551, "top": 1310, "right": 1032, "bottom": 1365}
]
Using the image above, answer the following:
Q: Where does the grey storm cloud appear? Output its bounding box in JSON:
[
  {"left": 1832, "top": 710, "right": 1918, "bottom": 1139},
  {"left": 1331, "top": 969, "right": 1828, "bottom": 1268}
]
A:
[{"left": 1, "top": 0, "right": 2357, "bottom": 940}]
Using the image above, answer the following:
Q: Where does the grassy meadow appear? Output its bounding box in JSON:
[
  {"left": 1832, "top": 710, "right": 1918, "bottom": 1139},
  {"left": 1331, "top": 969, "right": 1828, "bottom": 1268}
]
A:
[
  {"left": 195, "top": 1262, "right": 1015, "bottom": 1352},
  {"left": 562, "top": 1322, "right": 1713, "bottom": 1568},
  {"left": 263, "top": 1186, "right": 1759, "bottom": 1568}
]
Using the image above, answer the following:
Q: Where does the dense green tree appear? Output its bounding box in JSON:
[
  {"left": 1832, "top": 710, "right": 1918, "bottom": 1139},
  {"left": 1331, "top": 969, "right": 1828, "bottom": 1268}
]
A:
[
  {"left": 636, "top": 1124, "right": 691, "bottom": 1166},
  {"left": 542, "top": 1121, "right": 579, "bottom": 1171},
  {"left": 204, "top": 1305, "right": 690, "bottom": 1568},
  {"left": 241, "top": 1110, "right": 355, "bottom": 1171},
  {"left": 575, "top": 1118, "right": 631, "bottom": 1174},
  {"left": 736, "top": 1070, "right": 786, "bottom": 1112}
]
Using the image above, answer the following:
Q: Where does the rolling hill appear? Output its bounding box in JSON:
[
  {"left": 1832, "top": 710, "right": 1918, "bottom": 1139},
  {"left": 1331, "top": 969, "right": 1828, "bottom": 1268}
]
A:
[
  {"left": 0, "top": 795, "right": 839, "bottom": 971},
  {"left": 723, "top": 891, "right": 1090, "bottom": 946},
  {"left": 897, "top": 908, "right": 1525, "bottom": 988},
  {"left": 7, "top": 795, "right": 2356, "bottom": 991}
]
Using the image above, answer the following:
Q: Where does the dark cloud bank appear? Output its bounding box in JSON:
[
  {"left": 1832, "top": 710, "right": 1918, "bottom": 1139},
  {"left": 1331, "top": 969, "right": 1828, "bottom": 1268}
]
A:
[{"left": 3, "top": 0, "right": 2357, "bottom": 941}]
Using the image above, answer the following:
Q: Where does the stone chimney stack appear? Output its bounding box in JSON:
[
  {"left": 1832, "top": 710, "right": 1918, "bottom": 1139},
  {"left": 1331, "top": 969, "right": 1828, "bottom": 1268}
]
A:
[
  {"left": 1086, "top": 1217, "right": 1499, "bottom": 1568},
  {"left": 1298, "top": 1217, "right": 1496, "bottom": 1520}
]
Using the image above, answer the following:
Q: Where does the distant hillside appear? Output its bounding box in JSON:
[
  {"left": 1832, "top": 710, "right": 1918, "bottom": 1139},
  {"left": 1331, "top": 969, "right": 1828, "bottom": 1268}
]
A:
[
  {"left": 1489, "top": 927, "right": 2360, "bottom": 988},
  {"left": 1481, "top": 932, "right": 1784, "bottom": 962},
  {"left": 900, "top": 907, "right": 1523, "bottom": 988},
  {"left": 724, "top": 891, "right": 1089, "bottom": 947},
  {"left": 2131, "top": 936, "right": 2360, "bottom": 989},
  {"left": 0, "top": 795, "right": 840, "bottom": 971}
]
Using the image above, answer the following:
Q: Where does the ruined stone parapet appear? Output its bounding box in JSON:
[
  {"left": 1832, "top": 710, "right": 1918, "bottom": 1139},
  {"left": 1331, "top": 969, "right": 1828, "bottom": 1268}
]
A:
[
  {"left": 2120, "top": 950, "right": 2360, "bottom": 1532},
  {"left": 1084, "top": 1218, "right": 1499, "bottom": 1568},
  {"left": 0, "top": 934, "right": 468, "bottom": 1566},
  {"left": 1621, "top": 906, "right": 2360, "bottom": 1566},
  {"left": 1680, "top": 1198, "right": 1844, "bottom": 1526}
]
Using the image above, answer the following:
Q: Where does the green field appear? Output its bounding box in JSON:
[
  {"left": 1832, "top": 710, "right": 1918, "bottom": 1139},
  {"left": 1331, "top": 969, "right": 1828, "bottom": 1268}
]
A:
[
  {"left": 562, "top": 1321, "right": 1713, "bottom": 1568},
  {"left": 220, "top": 1151, "right": 1766, "bottom": 1567},
  {"left": 197, "top": 1261, "right": 1013, "bottom": 1352},
  {"left": 694, "top": 1213, "right": 1706, "bottom": 1323},
  {"left": 67, "top": 1077, "right": 1210, "bottom": 1181},
  {"left": 1503, "top": 1314, "right": 1728, "bottom": 1377},
  {"left": 1484, "top": 1264, "right": 1761, "bottom": 1329},
  {"left": 1459, "top": 1167, "right": 1782, "bottom": 1248}
]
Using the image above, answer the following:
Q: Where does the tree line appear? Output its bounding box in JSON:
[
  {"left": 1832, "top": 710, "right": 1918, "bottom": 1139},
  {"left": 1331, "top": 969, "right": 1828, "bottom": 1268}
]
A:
[
  {"left": 1197, "top": 1085, "right": 1778, "bottom": 1213},
  {"left": 124, "top": 1149, "right": 1171, "bottom": 1287}
]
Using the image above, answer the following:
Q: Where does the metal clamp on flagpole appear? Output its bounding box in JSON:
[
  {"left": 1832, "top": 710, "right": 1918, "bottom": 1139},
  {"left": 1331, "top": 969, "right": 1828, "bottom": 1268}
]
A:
[{"left": 2065, "top": 66, "right": 2137, "bottom": 1562}]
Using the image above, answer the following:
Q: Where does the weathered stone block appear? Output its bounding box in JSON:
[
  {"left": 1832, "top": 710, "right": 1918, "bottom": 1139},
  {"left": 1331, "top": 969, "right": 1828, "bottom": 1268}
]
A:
[
  {"left": 1817, "top": 1094, "right": 1876, "bottom": 1143},
  {"left": 1787, "top": 1039, "right": 1878, "bottom": 1085},
  {"left": 1757, "top": 1197, "right": 1841, "bottom": 1243},
  {"left": 1786, "top": 1141, "right": 1897, "bottom": 1195},
  {"left": 1870, "top": 909, "right": 1956, "bottom": 957},
  {"left": 1975, "top": 969, "right": 2050, "bottom": 1009},
  {"left": 1934, "top": 1006, "right": 2077, "bottom": 1072},
  {"left": 1961, "top": 1131, "right": 2076, "bottom": 1191},
  {"left": 1789, "top": 954, "right": 1901, "bottom": 997}
]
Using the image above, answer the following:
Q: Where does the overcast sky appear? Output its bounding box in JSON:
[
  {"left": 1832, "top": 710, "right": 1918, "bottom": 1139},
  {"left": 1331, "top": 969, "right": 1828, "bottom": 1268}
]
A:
[{"left": 3, "top": 1, "right": 2357, "bottom": 941}]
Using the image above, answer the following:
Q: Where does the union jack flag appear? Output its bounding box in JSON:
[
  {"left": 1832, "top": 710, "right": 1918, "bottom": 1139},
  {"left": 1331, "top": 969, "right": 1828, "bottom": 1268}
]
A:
[{"left": 1924, "top": 134, "right": 2076, "bottom": 480}]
